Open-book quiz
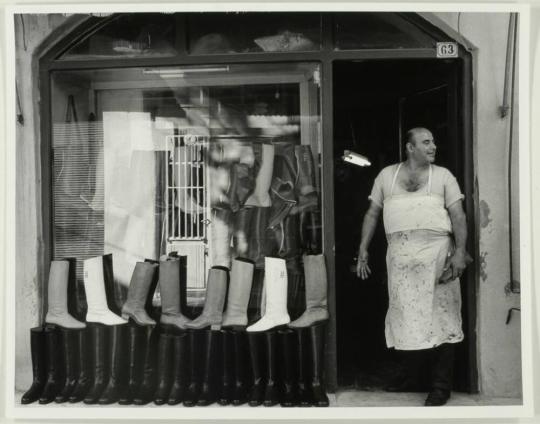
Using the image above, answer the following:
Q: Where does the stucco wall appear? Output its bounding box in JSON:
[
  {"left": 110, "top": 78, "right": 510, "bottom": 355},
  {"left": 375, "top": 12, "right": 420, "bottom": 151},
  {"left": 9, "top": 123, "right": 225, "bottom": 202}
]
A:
[{"left": 13, "top": 12, "right": 522, "bottom": 397}]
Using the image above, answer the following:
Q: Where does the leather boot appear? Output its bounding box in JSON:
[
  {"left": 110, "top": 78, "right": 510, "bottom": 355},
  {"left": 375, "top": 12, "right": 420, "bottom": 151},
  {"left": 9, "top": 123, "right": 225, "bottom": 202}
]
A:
[
  {"left": 54, "top": 327, "right": 81, "bottom": 403},
  {"left": 185, "top": 267, "right": 228, "bottom": 329},
  {"left": 21, "top": 327, "right": 46, "bottom": 404},
  {"left": 231, "top": 330, "right": 250, "bottom": 406},
  {"left": 45, "top": 261, "right": 86, "bottom": 329},
  {"left": 118, "top": 323, "right": 144, "bottom": 405},
  {"left": 98, "top": 324, "right": 128, "bottom": 404},
  {"left": 217, "top": 328, "right": 234, "bottom": 405},
  {"left": 168, "top": 332, "right": 189, "bottom": 405},
  {"left": 103, "top": 253, "right": 125, "bottom": 316},
  {"left": 248, "top": 207, "right": 274, "bottom": 268},
  {"left": 268, "top": 141, "right": 297, "bottom": 229},
  {"left": 278, "top": 328, "right": 298, "bottom": 407},
  {"left": 299, "top": 211, "right": 321, "bottom": 254},
  {"left": 68, "top": 328, "right": 93, "bottom": 402},
  {"left": 263, "top": 331, "right": 280, "bottom": 406},
  {"left": 159, "top": 258, "right": 191, "bottom": 330},
  {"left": 183, "top": 330, "right": 202, "bottom": 407},
  {"left": 307, "top": 323, "right": 329, "bottom": 407},
  {"left": 133, "top": 325, "right": 159, "bottom": 405},
  {"left": 197, "top": 329, "right": 221, "bottom": 406},
  {"left": 38, "top": 326, "right": 65, "bottom": 404},
  {"left": 83, "top": 324, "right": 109, "bottom": 404},
  {"left": 295, "top": 327, "right": 311, "bottom": 407},
  {"left": 209, "top": 209, "right": 233, "bottom": 268},
  {"left": 245, "top": 143, "right": 274, "bottom": 207},
  {"left": 289, "top": 255, "right": 329, "bottom": 328},
  {"left": 65, "top": 257, "right": 87, "bottom": 322},
  {"left": 270, "top": 215, "right": 301, "bottom": 261},
  {"left": 222, "top": 258, "right": 255, "bottom": 327},
  {"left": 122, "top": 262, "right": 159, "bottom": 326},
  {"left": 291, "top": 145, "right": 318, "bottom": 215},
  {"left": 247, "top": 332, "right": 266, "bottom": 406},
  {"left": 232, "top": 208, "right": 252, "bottom": 258},
  {"left": 425, "top": 343, "right": 455, "bottom": 406},
  {"left": 154, "top": 333, "right": 174, "bottom": 405}
]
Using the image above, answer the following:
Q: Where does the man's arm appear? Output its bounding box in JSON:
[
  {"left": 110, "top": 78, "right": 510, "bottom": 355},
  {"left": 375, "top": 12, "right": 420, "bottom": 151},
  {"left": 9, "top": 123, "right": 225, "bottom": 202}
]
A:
[
  {"left": 444, "top": 200, "right": 469, "bottom": 282},
  {"left": 356, "top": 202, "right": 382, "bottom": 280}
]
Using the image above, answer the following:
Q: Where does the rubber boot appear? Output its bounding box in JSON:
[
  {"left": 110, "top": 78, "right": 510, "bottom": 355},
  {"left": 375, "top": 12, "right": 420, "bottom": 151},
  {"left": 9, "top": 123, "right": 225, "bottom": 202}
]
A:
[
  {"left": 289, "top": 255, "right": 329, "bottom": 328},
  {"left": 245, "top": 143, "right": 274, "bottom": 207},
  {"left": 98, "top": 324, "right": 128, "bottom": 404},
  {"left": 278, "top": 328, "right": 298, "bottom": 407},
  {"left": 118, "top": 323, "right": 144, "bottom": 405},
  {"left": 197, "top": 329, "right": 221, "bottom": 406},
  {"left": 68, "top": 328, "right": 93, "bottom": 403},
  {"left": 218, "top": 328, "right": 234, "bottom": 405},
  {"left": 54, "top": 327, "right": 81, "bottom": 403},
  {"left": 122, "top": 262, "right": 159, "bottom": 326},
  {"left": 247, "top": 332, "right": 266, "bottom": 406},
  {"left": 425, "top": 343, "right": 455, "bottom": 406},
  {"left": 168, "top": 332, "right": 189, "bottom": 405},
  {"left": 291, "top": 145, "right": 318, "bottom": 215},
  {"left": 159, "top": 258, "right": 191, "bottom": 330},
  {"left": 133, "top": 326, "right": 159, "bottom": 405},
  {"left": 231, "top": 330, "right": 250, "bottom": 406},
  {"left": 154, "top": 333, "right": 174, "bottom": 405},
  {"left": 209, "top": 209, "right": 233, "bottom": 268},
  {"left": 185, "top": 267, "right": 228, "bottom": 329},
  {"left": 65, "top": 257, "right": 87, "bottom": 322},
  {"left": 83, "top": 324, "right": 109, "bottom": 404},
  {"left": 45, "top": 261, "right": 86, "bottom": 329},
  {"left": 103, "top": 253, "right": 124, "bottom": 316},
  {"left": 307, "top": 323, "right": 329, "bottom": 407},
  {"left": 295, "top": 327, "right": 311, "bottom": 407},
  {"left": 21, "top": 327, "right": 47, "bottom": 404},
  {"left": 222, "top": 258, "right": 255, "bottom": 327},
  {"left": 38, "top": 326, "right": 65, "bottom": 404},
  {"left": 263, "top": 331, "right": 280, "bottom": 406},
  {"left": 183, "top": 330, "right": 202, "bottom": 407}
]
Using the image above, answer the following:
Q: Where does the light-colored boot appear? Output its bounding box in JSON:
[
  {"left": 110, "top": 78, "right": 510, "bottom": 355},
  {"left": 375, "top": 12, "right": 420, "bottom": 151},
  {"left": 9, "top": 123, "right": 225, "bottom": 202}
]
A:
[
  {"left": 245, "top": 144, "right": 274, "bottom": 207},
  {"left": 83, "top": 256, "right": 127, "bottom": 326},
  {"left": 159, "top": 258, "right": 191, "bottom": 330},
  {"left": 121, "top": 262, "right": 158, "bottom": 326},
  {"left": 45, "top": 260, "right": 86, "bottom": 329},
  {"left": 247, "top": 257, "right": 290, "bottom": 332},
  {"left": 185, "top": 267, "right": 228, "bottom": 329},
  {"left": 288, "top": 254, "right": 329, "bottom": 328},
  {"left": 222, "top": 259, "right": 255, "bottom": 327}
]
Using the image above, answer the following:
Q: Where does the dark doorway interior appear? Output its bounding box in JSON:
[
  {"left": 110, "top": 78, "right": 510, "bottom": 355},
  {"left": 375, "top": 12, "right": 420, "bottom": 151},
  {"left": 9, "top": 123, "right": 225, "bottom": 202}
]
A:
[{"left": 333, "top": 59, "right": 473, "bottom": 392}]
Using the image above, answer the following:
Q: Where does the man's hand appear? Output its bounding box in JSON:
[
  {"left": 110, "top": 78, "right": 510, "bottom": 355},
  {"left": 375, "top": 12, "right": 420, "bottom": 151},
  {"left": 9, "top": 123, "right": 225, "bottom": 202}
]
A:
[
  {"left": 440, "top": 249, "right": 471, "bottom": 284},
  {"left": 356, "top": 249, "right": 371, "bottom": 280}
]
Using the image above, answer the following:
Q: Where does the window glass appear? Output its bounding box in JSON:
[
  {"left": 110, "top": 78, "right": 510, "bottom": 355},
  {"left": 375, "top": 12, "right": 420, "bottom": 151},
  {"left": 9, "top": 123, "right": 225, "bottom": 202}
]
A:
[
  {"left": 51, "top": 63, "right": 322, "bottom": 312},
  {"left": 187, "top": 13, "right": 321, "bottom": 54}
]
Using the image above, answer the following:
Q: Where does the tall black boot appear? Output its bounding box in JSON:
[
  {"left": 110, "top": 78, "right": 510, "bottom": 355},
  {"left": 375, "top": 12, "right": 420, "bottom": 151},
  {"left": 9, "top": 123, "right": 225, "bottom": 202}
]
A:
[
  {"left": 21, "top": 327, "right": 46, "bottom": 404},
  {"left": 168, "top": 332, "right": 189, "bottom": 405},
  {"left": 98, "top": 324, "right": 128, "bottom": 404},
  {"left": 65, "top": 257, "right": 87, "bottom": 321},
  {"left": 54, "top": 327, "right": 81, "bottom": 403},
  {"left": 307, "top": 323, "right": 329, "bottom": 407},
  {"left": 83, "top": 324, "right": 110, "bottom": 404},
  {"left": 197, "top": 329, "right": 221, "bottom": 406},
  {"left": 183, "top": 330, "right": 202, "bottom": 407},
  {"left": 154, "top": 332, "right": 174, "bottom": 405},
  {"left": 247, "top": 331, "right": 266, "bottom": 406},
  {"left": 118, "top": 323, "right": 144, "bottom": 405},
  {"left": 231, "top": 329, "right": 250, "bottom": 406},
  {"left": 38, "top": 326, "right": 65, "bottom": 404},
  {"left": 69, "top": 327, "right": 93, "bottom": 403},
  {"left": 425, "top": 343, "right": 455, "bottom": 406},
  {"left": 278, "top": 328, "right": 298, "bottom": 407},
  {"left": 263, "top": 330, "right": 280, "bottom": 407},
  {"left": 218, "top": 328, "right": 234, "bottom": 405},
  {"left": 295, "top": 327, "right": 311, "bottom": 407},
  {"left": 103, "top": 254, "right": 124, "bottom": 316},
  {"left": 133, "top": 325, "right": 159, "bottom": 405}
]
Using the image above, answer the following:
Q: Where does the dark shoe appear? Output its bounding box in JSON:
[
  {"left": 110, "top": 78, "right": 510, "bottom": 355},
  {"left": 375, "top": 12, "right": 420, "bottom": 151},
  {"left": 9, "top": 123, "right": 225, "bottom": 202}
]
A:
[
  {"left": 118, "top": 323, "right": 144, "bottom": 405},
  {"left": 132, "top": 326, "right": 159, "bottom": 405},
  {"left": 21, "top": 327, "right": 47, "bottom": 404},
  {"left": 55, "top": 328, "right": 81, "bottom": 403},
  {"left": 98, "top": 324, "right": 128, "bottom": 405},
  {"left": 182, "top": 330, "right": 201, "bottom": 407},
  {"left": 424, "top": 389, "right": 450, "bottom": 406},
  {"left": 197, "top": 330, "right": 220, "bottom": 406},
  {"left": 68, "top": 328, "right": 92, "bottom": 403},
  {"left": 39, "top": 326, "right": 65, "bottom": 404},
  {"left": 307, "top": 323, "right": 329, "bottom": 407},
  {"left": 154, "top": 333, "right": 174, "bottom": 405},
  {"left": 83, "top": 324, "right": 109, "bottom": 404},
  {"left": 247, "top": 332, "right": 265, "bottom": 407},
  {"left": 168, "top": 333, "right": 188, "bottom": 405}
]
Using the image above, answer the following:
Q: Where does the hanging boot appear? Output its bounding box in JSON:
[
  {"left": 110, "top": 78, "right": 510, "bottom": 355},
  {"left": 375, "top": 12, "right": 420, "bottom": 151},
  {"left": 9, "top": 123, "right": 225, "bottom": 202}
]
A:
[
  {"left": 83, "top": 324, "right": 110, "bottom": 404},
  {"left": 295, "top": 327, "right": 311, "bottom": 407},
  {"left": 185, "top": 267, "right": 228, "bottom": 329},
  {"left": 291, "top": 145, "right": 318, "bottom": 215},
  {"left": 133, "top": 325, "right": 159, "bottom": 405},
  {"left": 84, "top": 256, "right": 127, "bottom": 326},
  {"left": 45, "top": 260, "right": 86, "bottom": 329},
  {"left": 98, "top": 324, "right": 128, "bottom": 404},
  {"left": 118, "top": 323, "right": 144, "bottom": 405},
  {"left": 168, "top": 332, "right": 189, "bottom": 405},
  {"left": 307, "top": 323, "right": 329, "bottom": 407},
  {"left": 289, "top": 254, "right": 329, "bottom": 328},
  {"left": 21, "top": 327, "right": 46, "bottom": 404},
  {"left": 263, "top": 331, "right": 280, "bottom": 407},
  {"left": 268, "top": 141, "right": 297, "bottom": 229},
  {"left": 247, "top": 331, "right": 266, "bottom": 407},
  {"left": 154, "top": 332, "right": 175, "bottom": 405},
  {"left": 245, "top": 143, "right": 274, "bottom": 207},
  {"left": 54, "top": 327, "right": 81, "bottom": 403},
  {"left": 217, "top": 328, "right": 234, "bottom": 405},
  {"left": 183, "top": 330, "right": 202, "bottom": 407},
  {"left": 38, "top": 326, "right": 65, "bottom": 404},
  {"left": 231, "top": 330, "right": 250, "bottom": 406},
  {"left": 210, "top": 209, "right": 233, "bottom": 268},
  {"left": 247, "top": 257, "right": 290, "bottom": 332},
  {"left": 197, "top": 329, "right": 221, "bottom": 406},
  {"left": 103, "top": 253, "right": 125, "bottom": 316},
  {"left": 159, "top": 258, "right": 191, "bottom": 330},
  {"left": 122, "top": 262, "right": 159, "bottom": 326},
  {"left": 278, "top": 328, "right": 298, "bottom": 407},
  {"left": 222, "top": 258, "right": 255, "bottom": 327},
  {"left": 68, "top": 327, "right": 93, "bottom": 403},
  {"left": 65, "top": 257, "right": 87, "bottom": 322}
]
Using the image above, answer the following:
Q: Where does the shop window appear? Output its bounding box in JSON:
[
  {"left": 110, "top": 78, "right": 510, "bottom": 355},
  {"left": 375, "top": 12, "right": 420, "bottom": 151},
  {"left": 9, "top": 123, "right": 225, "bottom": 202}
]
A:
[
  {"left": 334, "top": 12, "right": 438, "bottom": 50},
  {"left": 58, "top": 13, "right": 177, "bottom": 60},
  {"left": 187, "top": 13, "right": 321, "bottom": 54},
  {"left": 50, "top": 63, "right": 322, "bottom": 308}
]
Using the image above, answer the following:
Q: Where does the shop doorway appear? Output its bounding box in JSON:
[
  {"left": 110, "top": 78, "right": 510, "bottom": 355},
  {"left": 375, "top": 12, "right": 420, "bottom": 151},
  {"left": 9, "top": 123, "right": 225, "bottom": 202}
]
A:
[{"left": 333, "top": 59, "right": 475, "bottom": 393}]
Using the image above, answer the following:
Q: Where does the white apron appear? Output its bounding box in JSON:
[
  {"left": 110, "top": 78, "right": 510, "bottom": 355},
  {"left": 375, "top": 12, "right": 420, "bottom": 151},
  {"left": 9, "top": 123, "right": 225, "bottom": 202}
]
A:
[{"left": 382, "top": 164, "right": 464, "bottom": 350}]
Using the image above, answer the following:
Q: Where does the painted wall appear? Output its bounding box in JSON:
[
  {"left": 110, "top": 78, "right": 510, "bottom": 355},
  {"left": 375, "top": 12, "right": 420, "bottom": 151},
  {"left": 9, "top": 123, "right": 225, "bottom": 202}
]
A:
[{"left": 13, "top": 12, "right": 522, "bottom": 397}]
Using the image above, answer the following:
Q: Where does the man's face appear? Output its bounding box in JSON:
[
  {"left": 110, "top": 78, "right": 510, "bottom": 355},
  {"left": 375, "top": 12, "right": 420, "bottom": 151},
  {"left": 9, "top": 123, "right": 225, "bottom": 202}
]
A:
[{"left": 407, "top": 130, "right": 436, "bottom": 164}]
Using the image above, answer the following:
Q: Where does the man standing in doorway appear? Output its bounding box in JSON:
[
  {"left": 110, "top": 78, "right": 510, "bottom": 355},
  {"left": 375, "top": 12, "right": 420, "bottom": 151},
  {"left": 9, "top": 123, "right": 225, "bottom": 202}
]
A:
[{"left": 356, "top": 127, "right": 471, "bottom": 406}]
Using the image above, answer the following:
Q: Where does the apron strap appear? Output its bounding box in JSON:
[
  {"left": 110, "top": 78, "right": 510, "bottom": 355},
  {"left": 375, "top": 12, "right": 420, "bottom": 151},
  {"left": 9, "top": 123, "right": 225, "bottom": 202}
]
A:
[
  {"left": 390, "top": 163, "right": 403, "bottom": 196},
  {"left": 428, "top": 165, "right": 433, "bottom": 194}
]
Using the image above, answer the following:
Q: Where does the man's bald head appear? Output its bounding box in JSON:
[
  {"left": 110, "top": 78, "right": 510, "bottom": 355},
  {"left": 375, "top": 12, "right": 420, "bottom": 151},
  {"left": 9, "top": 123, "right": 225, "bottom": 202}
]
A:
[{"left": 405, "top": 127, "right": 433, "bottom": 146}]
